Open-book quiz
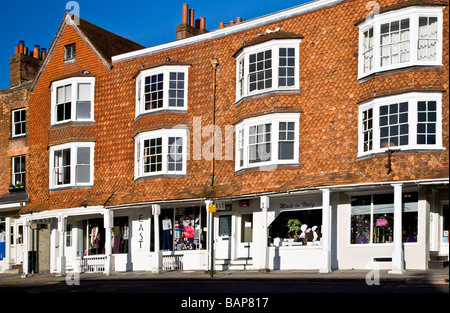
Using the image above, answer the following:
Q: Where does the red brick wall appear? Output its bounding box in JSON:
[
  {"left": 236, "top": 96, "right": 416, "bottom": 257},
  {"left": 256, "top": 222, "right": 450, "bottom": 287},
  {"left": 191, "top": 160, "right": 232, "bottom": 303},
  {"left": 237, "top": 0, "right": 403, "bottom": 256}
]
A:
[
  {"left": 25, "top": 0, "right": 449, "bottom": 211},
  {"left": 0, "top": 84, "right": 30, "bottom": 197}
]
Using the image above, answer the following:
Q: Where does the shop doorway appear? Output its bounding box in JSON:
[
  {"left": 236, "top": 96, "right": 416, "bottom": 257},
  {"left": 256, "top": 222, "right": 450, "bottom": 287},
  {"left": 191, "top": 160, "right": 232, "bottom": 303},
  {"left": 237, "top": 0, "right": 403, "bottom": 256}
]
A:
[
  {"left": 237, "top": 214, "right": 253, "bottom": 259},
  {"left": 215, "top": 215, "right": 232, "bottom": 260}
]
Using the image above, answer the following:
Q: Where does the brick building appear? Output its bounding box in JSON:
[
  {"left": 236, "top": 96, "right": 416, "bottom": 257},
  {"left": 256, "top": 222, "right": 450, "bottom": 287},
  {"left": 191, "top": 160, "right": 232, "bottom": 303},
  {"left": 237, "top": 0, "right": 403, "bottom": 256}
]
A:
[
  {"left": 0, "top": 41, "right": 46, "bottom": 271},
  {"left": 2, "top": 0, "right": 448, "bottom": 275}
]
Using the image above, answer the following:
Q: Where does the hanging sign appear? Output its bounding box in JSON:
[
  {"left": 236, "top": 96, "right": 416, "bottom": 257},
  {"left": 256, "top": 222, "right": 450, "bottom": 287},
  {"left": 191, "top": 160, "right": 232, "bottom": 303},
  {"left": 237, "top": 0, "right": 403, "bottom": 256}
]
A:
[{"left": 208, "top": 204, "right": 216, "bottom": 213}]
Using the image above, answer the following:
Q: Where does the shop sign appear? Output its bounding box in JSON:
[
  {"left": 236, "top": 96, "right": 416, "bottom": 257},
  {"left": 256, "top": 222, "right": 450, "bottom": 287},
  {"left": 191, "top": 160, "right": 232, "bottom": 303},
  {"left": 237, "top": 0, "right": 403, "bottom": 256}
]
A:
[
  {"left": 137, "top": 213, "right": 145, "bottom": 250},
  {"left": 273, "top": 196, "right": 321, "bottom": 211}
]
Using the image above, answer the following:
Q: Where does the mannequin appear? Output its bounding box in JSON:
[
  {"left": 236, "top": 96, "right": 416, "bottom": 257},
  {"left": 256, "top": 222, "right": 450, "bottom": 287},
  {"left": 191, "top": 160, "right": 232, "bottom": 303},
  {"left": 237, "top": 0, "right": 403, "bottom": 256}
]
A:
[
  {"left": 90, "top": 223, "right": 100, "bottom": 254},
  {"left": 162, "top": 216, "right": 172, "bottom": 251}
]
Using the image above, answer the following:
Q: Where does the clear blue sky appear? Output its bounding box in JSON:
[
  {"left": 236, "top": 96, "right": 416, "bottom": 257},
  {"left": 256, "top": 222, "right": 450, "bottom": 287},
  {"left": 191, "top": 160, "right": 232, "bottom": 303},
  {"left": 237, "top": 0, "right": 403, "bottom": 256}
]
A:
[{"left": 0, "top": 0, "right": 308, "bottom": 90}]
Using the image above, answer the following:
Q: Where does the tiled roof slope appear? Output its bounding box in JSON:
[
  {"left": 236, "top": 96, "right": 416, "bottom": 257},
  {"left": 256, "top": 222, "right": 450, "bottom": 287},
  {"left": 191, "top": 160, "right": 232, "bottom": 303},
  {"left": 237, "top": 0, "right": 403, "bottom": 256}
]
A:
[{"left": 75, "top": 16, "right": 145, "bottom": 64}]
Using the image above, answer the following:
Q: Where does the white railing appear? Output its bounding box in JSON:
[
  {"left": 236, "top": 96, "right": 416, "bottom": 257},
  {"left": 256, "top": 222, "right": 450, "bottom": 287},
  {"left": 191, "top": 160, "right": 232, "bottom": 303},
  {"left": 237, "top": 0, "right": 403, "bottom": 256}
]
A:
[
  {"left": 80, "top": 255, "right": 106, "bottom": 273},
  {"left": 162, "top": 254, "right": 183, "bottom": 271}
]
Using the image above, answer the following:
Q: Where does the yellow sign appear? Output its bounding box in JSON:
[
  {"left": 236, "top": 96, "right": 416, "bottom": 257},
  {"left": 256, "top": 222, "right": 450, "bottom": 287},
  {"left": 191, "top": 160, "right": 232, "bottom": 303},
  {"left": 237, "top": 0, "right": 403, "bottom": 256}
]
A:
[{"left": 208, "top": 204, "right": 216, "bottom": 213}]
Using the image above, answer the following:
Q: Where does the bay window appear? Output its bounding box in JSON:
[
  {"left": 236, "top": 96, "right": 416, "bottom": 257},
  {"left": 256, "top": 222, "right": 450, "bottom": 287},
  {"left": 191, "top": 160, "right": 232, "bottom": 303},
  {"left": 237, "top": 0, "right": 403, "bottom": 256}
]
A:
[
  {"left": 135, "top": 65, "right": 189, "bottom": 116},
  {"left": 358, "top": 6, "right": 443, "bottom": 79},
  {"left": 235, "top": 113, "right": 300, "bottom": 171},
  {"left": 134, "top": 129, "right": 187, "bottom": 178},
  {"left": 49, "top": 142, "right": 94, "bottom": 189},
  {"left": 51, "top": 77, "right": 95, "bottom": 124},
  {"left": 235, "top": 39, "right": 300, "bottom": 101},
  {"left": 358, "top": 92, "right": 442, "bottom": 157}
]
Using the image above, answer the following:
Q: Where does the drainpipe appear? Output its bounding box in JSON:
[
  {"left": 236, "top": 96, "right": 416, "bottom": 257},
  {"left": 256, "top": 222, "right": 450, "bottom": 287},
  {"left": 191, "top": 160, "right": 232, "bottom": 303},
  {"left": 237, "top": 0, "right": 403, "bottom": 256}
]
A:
[{"left": 210, "top": 58, "right": 219, "bottom": 186}]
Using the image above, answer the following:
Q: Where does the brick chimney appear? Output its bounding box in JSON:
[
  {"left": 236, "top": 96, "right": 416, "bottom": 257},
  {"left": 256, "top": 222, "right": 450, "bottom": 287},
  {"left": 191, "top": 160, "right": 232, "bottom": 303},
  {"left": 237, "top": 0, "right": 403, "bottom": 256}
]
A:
[
  {"left": 10, "top": 41, "right": 44, "bottom": 87},
  {"left": 176, "top": 3, "right": 207, "bottom": 40}
]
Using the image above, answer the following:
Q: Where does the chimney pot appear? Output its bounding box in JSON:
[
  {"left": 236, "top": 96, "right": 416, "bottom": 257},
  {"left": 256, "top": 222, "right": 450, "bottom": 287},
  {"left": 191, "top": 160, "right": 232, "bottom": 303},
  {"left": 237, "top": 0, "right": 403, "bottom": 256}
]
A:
[
  {"left": 219, "top": 21, "right": 225, "bottom": 28},
  {"left": 24, "top": 47, "right": 28, "bottom": 56},
  {"left": 230, "top": 20, "right": 235, "bottom": 25},
  {"left": 200, "top": 17, "right": 206, "bottom": 30},
  {"left": 195, "top": 18, "right": 200, "bottom": 29},
  {"left": 18, "top": 41, "right": 25, "bottom": 54},
  {"left": 236, "top": 17, "right": 243, "bottom": 23},
  {"left": 41, "top": 48, "right": 47, "bottom": 60},
  {"left": 15, "top": 45, "right": 19, "bottom": 55},
  {"left": 189, "top": 9, "right": 195, "bottom": 27},
  {"left": 182, "top": 3, "right": 189, "bottom": 24},
  {"left": 33, "top": 45, "right": 40, "bottom": 59}
]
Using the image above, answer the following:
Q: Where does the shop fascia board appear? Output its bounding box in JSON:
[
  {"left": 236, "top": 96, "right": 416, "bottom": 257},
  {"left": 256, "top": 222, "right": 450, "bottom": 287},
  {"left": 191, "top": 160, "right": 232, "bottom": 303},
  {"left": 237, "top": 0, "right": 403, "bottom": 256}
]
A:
[
  {"left": 105, "top": 178, "right": 449, "bottom": 210},
  {"left": 20, "top": 205, "right": 106, "bottom": 221}
]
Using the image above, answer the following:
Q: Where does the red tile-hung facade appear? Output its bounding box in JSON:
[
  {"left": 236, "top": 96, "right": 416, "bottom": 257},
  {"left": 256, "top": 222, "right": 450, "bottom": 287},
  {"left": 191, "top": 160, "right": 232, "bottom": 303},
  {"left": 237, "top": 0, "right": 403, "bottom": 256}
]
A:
[
  {"left": 15, "top": 0, "right": 448, "bottom": 274},
  {"left": 25, "top": 0, "right": 446, "bottom": 210}
]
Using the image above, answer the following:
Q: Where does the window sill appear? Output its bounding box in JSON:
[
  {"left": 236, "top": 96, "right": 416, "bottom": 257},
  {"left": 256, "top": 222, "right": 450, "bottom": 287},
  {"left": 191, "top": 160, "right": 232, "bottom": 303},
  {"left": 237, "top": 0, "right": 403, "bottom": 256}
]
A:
[
  {"left": 357, "top": 148, "right": 445, "bottom": 160},
  {"left": 135, "top": 108, "right": 187, "bottom": 120},
  {"left": 358, "top": 65, "right": 442, "bottom": 83},
  {"left": 9, "top": 134, "right": 27, "bottom": 140},
  {"left": 49, "top": 185, "right": 93, "bottom": 192},
  {"left": 235, "top": 89, "right": 300, "bottom": 107},
  {"left": 235, "top": 162, "right": 301, "bottom": 174},
  {"left": 134, "top": 174, "right": 188, "bottom": 181},
  {"left": 50, "top": 120, "right": 96, "bottom": 128}
]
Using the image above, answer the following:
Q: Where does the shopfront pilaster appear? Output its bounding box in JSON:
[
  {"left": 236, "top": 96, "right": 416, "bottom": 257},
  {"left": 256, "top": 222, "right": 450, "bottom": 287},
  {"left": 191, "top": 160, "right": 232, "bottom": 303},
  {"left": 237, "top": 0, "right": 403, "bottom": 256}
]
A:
[
  {"left": 56, "top": 215, "right": 66, "bottom": 275},
  {"left": 104, "top": 209, "right": 113, "bottom": 275},
  {"left": 390, "top": 183, "right": 405, "bottom": 274},
  {"left": 319, "top": 188, "right": 331, "bottom": 273},
  {"left": 22, "top": 219, "right": 30, "bottom": 275},
  {"left": 152, "top": 204, "right": 161, "bottom": 273},
  {"left": 259, "top": 196, "right": 269, "bottom": 271}
]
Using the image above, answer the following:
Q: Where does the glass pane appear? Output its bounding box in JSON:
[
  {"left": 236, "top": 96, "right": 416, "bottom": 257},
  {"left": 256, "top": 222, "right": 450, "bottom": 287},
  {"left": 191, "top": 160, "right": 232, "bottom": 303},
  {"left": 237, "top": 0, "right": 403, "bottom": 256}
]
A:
[
  {"left": 78, "top": 83, "right": 91, "bottom": 101},
  {"left": 76, "top": 101, "right": 91, "bottom": 119},
  {"left": 76, "top": 165, "right": 90, "bottom": 183},
  {"left": 77, "top": 147, "right": 90, "bottom": 165}
]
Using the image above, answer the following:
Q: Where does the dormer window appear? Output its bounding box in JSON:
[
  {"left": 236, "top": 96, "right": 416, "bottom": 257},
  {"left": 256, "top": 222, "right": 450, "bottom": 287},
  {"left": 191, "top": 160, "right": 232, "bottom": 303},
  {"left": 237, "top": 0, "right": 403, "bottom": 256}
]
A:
[{"left": 234, "top": 35, "right": 302, "bottom": 102}]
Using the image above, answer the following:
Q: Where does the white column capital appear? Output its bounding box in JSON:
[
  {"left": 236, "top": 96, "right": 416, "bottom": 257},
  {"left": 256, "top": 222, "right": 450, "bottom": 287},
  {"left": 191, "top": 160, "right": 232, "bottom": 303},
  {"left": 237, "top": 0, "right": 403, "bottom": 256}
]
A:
[
  {"left": 260, "top": 196, "right": 270, "bottom": 210},
  {"left": 152, "top": 204, "right": 161, "bottom": 216}
]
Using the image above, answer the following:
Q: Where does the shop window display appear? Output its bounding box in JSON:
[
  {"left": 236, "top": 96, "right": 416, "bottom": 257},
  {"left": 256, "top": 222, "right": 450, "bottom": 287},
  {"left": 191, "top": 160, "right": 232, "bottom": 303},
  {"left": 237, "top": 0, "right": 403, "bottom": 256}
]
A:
[
  {"left": 268, "top": 209, "right": 322, "bottom": 247},
  {"left": 351, "top": 192, "right": 418, "bottom": 244},
  {"left": 160, "top": 207, "right": 205, "bottom": 251},
  {"left": 111, "top": 217, "right": 129, "bottom": 254}
]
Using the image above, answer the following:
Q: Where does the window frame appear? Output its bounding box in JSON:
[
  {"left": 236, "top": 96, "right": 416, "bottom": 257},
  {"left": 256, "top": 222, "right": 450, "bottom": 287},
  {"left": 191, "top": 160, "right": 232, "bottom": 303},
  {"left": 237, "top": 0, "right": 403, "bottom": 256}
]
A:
[
  {"left": 12, "top": 155, "right": 26, "bottom": 185},
  {"left": 358, "top": 6, "right": 443, "bottom": 79},
  {"left": 349, "top": 189, "right": 419, "bottom": 245},
  {"left": 135, "top": 65, "right": 189, "bottom": 117},
  {"left": 64, "top": 43, "right": 76, "bottom": 61},
  {"left": 50, "top": 77, "right": 95, "bottom": 125},
  {"left": 358, "top": 92, "right": 443, "bottom": 157},
  {"left": 12, "top": 108, "right": 26, "bottom": 137},
  {"left": 235, "top": 113, "right": 300, "bottom": 172},
  {"left": 235, "top": 39, "right": 301, "bottom": 102},
  {"left": 134, "top": 129, "right": 187, "bottom": 179},
  {"left": 49, "top": 142, "right": 95, "bottom": 190}
]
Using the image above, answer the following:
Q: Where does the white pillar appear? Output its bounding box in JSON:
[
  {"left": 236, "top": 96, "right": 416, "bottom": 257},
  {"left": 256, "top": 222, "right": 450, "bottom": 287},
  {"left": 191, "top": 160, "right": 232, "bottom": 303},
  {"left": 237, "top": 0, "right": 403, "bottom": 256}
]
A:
[
  {"left": 260, "top": 196, "right": 270, "bottom": 272},
  {"left": 56, "top": 215, "right": 66, "bottom": 276},
  {"left": 390, "top": 183, "right": 405, "bottom": 274},
  {"left": 152, "top": 204, "right": 161, "bottom": 273},
  {"left": 204, "top": 200, "right": 213, "bottom": 273},
  {"left": 4, "top": 218, "right": 11, "bottom": 270},
  {"left": 22, "top": 219, "right": 30, "bottom": 275},
  {"left": 104, "top": 209, "right": 113, "bottom": 275},
  {"left": 319, "top": 188, "right": 331, "bottom": 274}
]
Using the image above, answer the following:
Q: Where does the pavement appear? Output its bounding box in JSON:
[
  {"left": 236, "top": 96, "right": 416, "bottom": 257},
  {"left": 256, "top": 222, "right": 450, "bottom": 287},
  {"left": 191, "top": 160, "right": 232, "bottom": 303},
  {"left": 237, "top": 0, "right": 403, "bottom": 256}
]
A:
[{"left": 0, "top": 267, "right": 448, "bottom": 286}]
